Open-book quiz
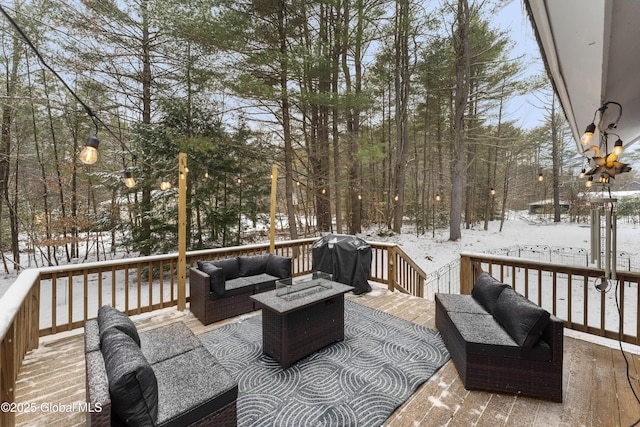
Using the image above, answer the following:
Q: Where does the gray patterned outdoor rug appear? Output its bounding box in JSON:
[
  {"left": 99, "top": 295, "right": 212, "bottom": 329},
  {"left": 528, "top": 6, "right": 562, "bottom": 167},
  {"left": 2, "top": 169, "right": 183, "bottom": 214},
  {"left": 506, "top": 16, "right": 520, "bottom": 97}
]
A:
[{"left": 199, "top": 299, "right": 450, "bottom": 426}]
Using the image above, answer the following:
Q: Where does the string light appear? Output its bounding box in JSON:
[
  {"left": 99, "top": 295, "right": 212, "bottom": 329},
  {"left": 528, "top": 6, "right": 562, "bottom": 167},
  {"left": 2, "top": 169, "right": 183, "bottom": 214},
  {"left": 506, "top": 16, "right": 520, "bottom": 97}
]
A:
[
  {"left": 160, "top": 178, "right": 172, "bottom": 190},
  {"left": 123, "top": 170, "right": 136, "bottom": 188}
]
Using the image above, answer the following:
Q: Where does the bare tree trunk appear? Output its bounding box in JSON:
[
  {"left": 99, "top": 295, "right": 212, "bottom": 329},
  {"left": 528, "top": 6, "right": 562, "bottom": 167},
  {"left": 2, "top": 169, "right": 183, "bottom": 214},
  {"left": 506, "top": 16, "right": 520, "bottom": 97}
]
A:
[
  {"left": 26, "top": 59, "right": 53, "bottom": 265},
  {"left": 449, "top": 0, "right": 470, "bottom": 241},
  {"left": 140, "top": 0, "right": 153, "bottom": 256},
  {"left": 0, "top": 21, "right": 23, "bottom": 271},
  {"left": 391, "top": 0, "right": 411, "bottom": 233},
  {"left": 341, "top": 0, "right": 364, "bottom": 234},
  {"left": 551, "top": 94, "right": 561, "bottom": 222},
  {"left": 43, "top": 72, "right": 70, "bottom": 262},
  {"left": 277, "top": 0, "right": 299, "bottom": 241},
  {"left": 485, "top": 80, "right": 505, "bottom": 230}
]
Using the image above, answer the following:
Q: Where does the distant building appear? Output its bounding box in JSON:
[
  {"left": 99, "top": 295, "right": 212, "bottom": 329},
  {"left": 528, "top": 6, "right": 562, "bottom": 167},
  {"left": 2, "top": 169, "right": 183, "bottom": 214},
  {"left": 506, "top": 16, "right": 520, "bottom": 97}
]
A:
[{"left": 528, "top": 199, "right": 570, "bottom": 214}]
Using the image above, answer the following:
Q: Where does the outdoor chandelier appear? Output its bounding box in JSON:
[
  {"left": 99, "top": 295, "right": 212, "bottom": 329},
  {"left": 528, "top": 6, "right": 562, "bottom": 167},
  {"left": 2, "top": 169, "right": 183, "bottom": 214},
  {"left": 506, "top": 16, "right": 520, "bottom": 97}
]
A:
[{"left": 580, "top": 101, "right": 631, "bottom": 186}]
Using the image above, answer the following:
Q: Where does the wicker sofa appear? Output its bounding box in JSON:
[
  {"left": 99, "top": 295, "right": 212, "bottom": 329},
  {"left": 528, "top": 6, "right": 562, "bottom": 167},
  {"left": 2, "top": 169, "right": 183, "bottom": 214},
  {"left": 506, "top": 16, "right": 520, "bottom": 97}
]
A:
[
  {"left": 435, "top": 272, "right": 564, "bottom": 402},
  {"left": 189, "top": 254, "right": 292, "bottom": 325},
  {"left": 84, "top": 305, "right": 238, "bottom": 426}
]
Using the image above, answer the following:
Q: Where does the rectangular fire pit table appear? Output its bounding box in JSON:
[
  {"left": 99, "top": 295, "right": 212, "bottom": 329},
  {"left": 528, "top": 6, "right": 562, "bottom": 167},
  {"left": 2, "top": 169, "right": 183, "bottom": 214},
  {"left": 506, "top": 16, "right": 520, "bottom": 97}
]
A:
[{"left": 250, "top": 274, "right": 354, "bottom": 369}]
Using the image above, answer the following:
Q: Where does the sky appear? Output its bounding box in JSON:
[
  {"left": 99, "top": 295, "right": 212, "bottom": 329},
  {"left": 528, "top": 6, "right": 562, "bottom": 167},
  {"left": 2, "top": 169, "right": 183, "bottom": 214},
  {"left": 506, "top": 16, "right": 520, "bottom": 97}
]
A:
[{"left": 494, "top": 0, "right": 547, "bottom": 130}]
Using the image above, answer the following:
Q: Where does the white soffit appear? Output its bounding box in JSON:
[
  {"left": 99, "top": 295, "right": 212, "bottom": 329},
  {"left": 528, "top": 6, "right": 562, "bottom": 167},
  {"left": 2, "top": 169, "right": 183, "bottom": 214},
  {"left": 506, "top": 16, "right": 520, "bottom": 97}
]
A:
[
  {"left": 527, "top": 0, "right": 640, "bottom": 152},
  {"left": 526, "top": 0, "right": 606, "bottom": 151}
]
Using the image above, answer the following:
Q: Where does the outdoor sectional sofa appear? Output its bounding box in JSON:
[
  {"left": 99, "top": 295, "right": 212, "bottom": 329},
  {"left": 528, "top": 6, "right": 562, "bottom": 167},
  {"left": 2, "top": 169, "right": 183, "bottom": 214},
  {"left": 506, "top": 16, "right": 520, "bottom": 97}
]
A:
[
  {"left": 435, "top": 272, "right": 564, "bottom": 402},
  {"left": 189, "top": 253, "right": 292, "bottom": 325},
  {"left": 84, "top": 305, "right": 238, "bottom": 426}
]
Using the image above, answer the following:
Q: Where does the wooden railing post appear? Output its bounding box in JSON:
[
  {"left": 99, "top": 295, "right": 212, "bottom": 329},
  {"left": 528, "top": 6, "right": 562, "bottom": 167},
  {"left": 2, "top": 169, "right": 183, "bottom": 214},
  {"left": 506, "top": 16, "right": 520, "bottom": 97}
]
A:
[
  {"left": 1, "top": 321, "right": 16, "bottom": 427},
  {"left": 460, "top": 254, "right": 473, "bottom": 295},
  {"left": 388, "top": 247, "right": 396, "bottom": 292},
  {"left": 177, "top": 152, "right": 187, "bottom": 311}
]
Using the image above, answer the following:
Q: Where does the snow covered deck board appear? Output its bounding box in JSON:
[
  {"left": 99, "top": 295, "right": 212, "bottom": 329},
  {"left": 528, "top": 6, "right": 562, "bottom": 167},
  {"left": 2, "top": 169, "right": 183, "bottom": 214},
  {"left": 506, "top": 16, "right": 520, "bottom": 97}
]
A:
[{"left": 13, "top": 291, "right": 640, "bottom": 426}]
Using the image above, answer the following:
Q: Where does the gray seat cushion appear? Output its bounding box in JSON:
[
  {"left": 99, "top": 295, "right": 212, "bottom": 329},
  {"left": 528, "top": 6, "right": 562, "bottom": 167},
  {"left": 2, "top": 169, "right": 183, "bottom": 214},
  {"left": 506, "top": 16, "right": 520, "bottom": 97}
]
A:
[
  {"left": 140, "top": 322, "right": 201, "bottom": 365},
  {"left": 447, "top": 311, "right": 551, "bottom": 360},
  {"left": 436, "top": 293, "right": 488, "bottom": 314},
  {"left": 154, "top": 346, "right": 238, "bottom": 427},
  {"left": 224, "top": 277, "right": 255, "bottom": 296},
  {"left": 242, "top": 273, "right": 279, "bottom": 290}
]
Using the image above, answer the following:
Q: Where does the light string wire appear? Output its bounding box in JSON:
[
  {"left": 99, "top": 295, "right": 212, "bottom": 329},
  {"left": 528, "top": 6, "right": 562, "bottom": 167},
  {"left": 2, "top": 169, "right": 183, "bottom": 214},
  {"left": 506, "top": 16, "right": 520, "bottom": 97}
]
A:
[{"left": 0, "top": 4, "right": 137, "bottom": 161}]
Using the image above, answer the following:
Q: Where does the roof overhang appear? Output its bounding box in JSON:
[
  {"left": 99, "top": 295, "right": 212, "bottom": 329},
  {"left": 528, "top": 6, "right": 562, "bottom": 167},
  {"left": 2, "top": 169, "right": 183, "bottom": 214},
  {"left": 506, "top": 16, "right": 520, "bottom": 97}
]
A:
[{"left": 525, "top": 0, "right": 640, "bottom": 153}]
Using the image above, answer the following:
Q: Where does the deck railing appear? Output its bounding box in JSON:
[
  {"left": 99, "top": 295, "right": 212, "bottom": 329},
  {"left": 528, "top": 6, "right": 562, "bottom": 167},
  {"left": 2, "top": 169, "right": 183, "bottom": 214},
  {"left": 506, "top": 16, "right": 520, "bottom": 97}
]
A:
[
  {"left": 0, "top": 238, "right": 424, "bottom": 427},
  {"left": 460, "top": 252, "right": 640, "bottom": 345}
]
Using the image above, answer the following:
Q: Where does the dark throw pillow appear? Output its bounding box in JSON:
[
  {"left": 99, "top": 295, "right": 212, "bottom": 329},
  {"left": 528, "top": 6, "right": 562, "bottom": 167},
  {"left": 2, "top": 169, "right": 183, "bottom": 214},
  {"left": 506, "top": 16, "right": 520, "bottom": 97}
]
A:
[
  {"left": 492, "top": 287, "right": 551, "bottom": 348},
  {"left": 266, "top": 254, "right": 292, "bottom": 279},
  {"left": 101, "top": 328, "right": 158, "bottom": 426},
  {"left": 211, "top": 258, "right": 240, "bottom": 280},
  {"left": 238, "top": 255, "right": 269, "bottom": 276},
  {"left": 199, "top": 261, "right": 226, "bottom": 296},
  {"left": 97, "top": 305, "right": 140, "bottom": 347},
  {"left": 471, "top": 272, "right": 510, "bottom": 314}
]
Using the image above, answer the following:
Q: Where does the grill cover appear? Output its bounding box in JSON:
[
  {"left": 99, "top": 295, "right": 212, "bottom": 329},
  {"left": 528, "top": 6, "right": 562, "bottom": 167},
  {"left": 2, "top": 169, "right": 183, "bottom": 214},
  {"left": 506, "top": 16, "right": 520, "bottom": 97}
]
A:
[{"left": 312, "top": 234, "right": 372, "bottom": 295}]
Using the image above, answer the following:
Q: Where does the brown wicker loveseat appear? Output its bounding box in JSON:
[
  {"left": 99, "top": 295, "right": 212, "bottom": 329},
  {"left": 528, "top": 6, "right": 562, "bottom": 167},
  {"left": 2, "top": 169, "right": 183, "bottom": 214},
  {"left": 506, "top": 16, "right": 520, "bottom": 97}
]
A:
[
  {"left": 435, "top": 272, "right": 564, "bottom": 402},
  {"left": 84, "top": 305, "right": 238, "bottom": 426},
  {"left": 189, "top": 254, "right": 292, "bottom": 325}
]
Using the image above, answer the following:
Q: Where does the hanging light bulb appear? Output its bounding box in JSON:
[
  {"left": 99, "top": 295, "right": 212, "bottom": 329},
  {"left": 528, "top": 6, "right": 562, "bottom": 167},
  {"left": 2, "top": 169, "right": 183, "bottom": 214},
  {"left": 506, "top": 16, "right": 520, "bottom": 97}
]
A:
[
  {"left": 580, "top": 123, "right": 596, "bottom": 145},
  {"left": 585, "top": 176, "right": 593, "bottom": 188},
  {"left": 435, "top": 194, "right": 441, "bottom": 202},
  {"left": 612, "top": 138, "right": 623, "bottom": 156},
  {"left": 123, "top": 170, "right": 136, "bottom": 188},
  {"left": 579, "top": 168, "right": 586, "bottom": 179},
  {"left": 204, "top": 171, "right": 209, "bottom": 178},
  {"left": 490, "top": 188, "right": 496, "bottom": 196},
  {"left": 79, "top": 135, "right": 100, "bottom": 164},
  {"left": 538, "top": 173, "right": 544, "bottom": 182},
  {"left": 160, "top": 178, "right": 172, "bottom": 190}
]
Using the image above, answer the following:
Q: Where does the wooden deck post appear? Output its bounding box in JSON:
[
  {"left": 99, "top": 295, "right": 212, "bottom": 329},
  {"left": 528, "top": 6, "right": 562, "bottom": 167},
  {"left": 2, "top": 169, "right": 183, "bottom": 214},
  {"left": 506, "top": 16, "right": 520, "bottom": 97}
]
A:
[
  {"left": 1, "top": 321, "right": 16, "bottom": 427},
  {"left": 178, "top": 152, "right": 187, "bottom": 311},
  {"left": 388, "top": 247, "right": 396, "bottom": 292},
  {"left": 460, "top": 254, "right": 473, "bottom": 295},
  {"left": 269, "top": 165, "right": 278, "bottom": 254}
]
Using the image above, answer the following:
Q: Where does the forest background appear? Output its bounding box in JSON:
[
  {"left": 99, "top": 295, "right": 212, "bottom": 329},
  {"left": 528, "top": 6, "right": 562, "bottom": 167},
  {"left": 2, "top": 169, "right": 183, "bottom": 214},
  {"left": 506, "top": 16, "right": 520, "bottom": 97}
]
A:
[{"left": 1, "top": 0, "right": 640, "bottom": 273}]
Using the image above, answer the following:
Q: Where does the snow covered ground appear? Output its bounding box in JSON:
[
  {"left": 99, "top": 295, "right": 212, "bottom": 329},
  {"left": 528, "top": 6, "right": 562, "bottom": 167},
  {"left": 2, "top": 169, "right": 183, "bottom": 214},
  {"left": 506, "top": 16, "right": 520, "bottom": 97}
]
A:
[
  {"left": 364, "top": 211, "right": 640, "bottom": 277},
  {"left": 3, "top": 210, "right": 640, "bottom": 353}
]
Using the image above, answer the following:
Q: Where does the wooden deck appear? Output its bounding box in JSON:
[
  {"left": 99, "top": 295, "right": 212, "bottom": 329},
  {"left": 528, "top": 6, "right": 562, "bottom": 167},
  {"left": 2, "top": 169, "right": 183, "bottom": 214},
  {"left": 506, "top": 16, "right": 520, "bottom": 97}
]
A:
[{"left": 13, "top": 288, "right": 640, "bottom": 426}]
